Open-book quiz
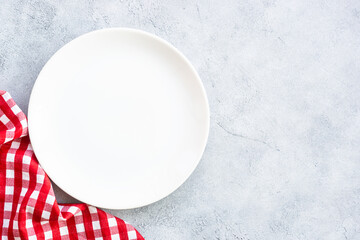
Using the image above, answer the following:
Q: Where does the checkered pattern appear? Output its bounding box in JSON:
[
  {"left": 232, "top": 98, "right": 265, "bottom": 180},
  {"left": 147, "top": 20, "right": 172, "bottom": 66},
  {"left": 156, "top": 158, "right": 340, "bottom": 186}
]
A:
[{"left": 0, "top": 91, "right": 144, "bottom": 239}]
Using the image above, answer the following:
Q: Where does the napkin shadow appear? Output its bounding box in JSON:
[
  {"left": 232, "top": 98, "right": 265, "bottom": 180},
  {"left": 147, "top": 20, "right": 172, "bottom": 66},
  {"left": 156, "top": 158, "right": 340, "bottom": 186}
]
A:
[{"left": 51, "top": 180, "right": 82, "bottom": 204}]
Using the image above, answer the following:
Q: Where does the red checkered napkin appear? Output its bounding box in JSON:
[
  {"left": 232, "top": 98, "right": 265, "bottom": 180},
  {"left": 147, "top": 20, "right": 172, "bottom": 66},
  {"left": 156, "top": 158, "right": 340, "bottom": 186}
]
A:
[{"left": 0, "top": 91, "right": 145, "bottom": 239}]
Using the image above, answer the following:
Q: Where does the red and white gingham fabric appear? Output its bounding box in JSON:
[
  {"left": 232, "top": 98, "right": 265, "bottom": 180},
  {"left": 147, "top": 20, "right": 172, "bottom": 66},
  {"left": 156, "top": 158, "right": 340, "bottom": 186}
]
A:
[{"left": 0, "top": 91, "right": 145, "bottom": 240}]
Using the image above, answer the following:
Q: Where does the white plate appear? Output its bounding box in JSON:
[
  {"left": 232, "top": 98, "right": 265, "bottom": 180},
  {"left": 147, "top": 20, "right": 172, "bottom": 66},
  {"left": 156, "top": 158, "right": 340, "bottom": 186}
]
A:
[{"left": 28, "top": 28, "right": 209, "bottom": 209}]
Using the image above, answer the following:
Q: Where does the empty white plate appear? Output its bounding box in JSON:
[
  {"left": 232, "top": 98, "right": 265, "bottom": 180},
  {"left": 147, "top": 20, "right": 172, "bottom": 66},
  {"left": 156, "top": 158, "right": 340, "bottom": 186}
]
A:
[{"left": 28, "top": 28, "right": 209, "bottom": 209}]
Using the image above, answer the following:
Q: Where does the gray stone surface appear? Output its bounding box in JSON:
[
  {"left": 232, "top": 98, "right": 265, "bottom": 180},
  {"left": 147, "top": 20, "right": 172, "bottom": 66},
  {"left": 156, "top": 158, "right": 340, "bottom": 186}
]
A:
[{"left": 1, "top": 0, "right": 360, "bottom": 239}]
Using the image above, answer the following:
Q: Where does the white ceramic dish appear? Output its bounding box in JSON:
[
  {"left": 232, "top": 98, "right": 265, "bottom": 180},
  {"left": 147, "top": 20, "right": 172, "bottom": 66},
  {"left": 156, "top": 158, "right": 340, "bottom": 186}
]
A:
[{"left": 28, "top": 28, "right": 209, "bottom": 209}]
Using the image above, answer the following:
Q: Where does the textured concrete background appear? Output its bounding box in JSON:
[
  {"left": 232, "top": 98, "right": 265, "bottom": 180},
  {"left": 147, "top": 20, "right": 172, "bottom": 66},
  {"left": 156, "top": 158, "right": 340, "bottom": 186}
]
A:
[{"left": 1, "top": 0, "right": 360, "bottom": 239}]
